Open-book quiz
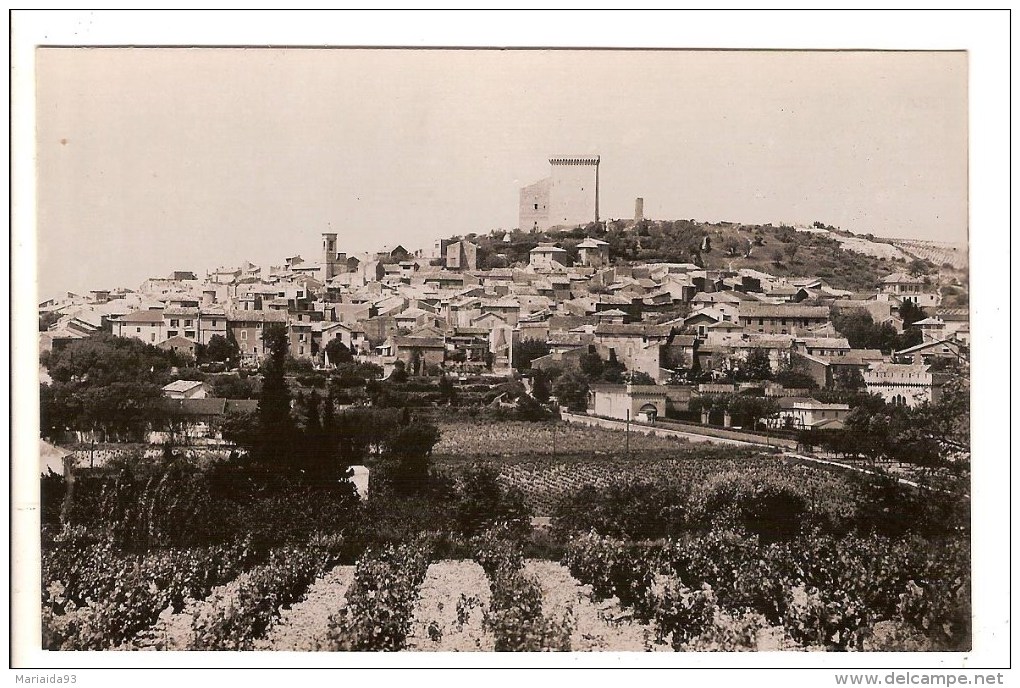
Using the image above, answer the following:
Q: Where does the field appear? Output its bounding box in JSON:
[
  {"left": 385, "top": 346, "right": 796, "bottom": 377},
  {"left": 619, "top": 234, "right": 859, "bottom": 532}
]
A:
[
  {"left": 433, "top": 419, "right": 728, "bottom": 459},
  {"left": 40, "top": 418, "right": 970, "bottom": 653}
]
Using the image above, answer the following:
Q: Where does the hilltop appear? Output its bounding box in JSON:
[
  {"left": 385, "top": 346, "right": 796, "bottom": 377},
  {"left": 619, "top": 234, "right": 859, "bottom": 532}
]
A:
[{"left": 455, "top": 219, "right": 964, "bottom": 292}]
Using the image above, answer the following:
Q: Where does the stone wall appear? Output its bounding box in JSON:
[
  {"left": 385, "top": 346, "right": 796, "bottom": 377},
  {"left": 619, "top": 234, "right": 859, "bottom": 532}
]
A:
[{"left": 548, "top": 158, "right": 598, "bottom": 229}]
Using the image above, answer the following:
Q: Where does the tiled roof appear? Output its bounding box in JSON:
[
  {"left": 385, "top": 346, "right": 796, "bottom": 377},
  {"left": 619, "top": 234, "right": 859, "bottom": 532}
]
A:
[
  {"left": 594, "top": 323, "right": 674, "bottom": 337},
  {"left": 119, "top": 309, "right": 165, "bottom": 323},
  {"left": 797, "top": 337, "right": 850, "bottom": 348},
  {"left": 163, "top": 398, "right": 226, "bottom": 417},
  {"left": 894, "top": 338, "right": 963, "bottom": 356},
  {"left": 393, "top": 336, "right": 445, "bottom": 349},
  {"left": 737, "top": 303, "right": 830, "bottom": 319},
  {"left": 163, "top": 379, "right": 205, "bottom": 393},
  {"left": 158, "top": 336, "right": 196, "bottom": 349},
  {"left": 163, "top": 306, "right": 200, "bottom": 316},
  {"left": 880, "top": 273, "right": 922, "bottom": 284},
  {"left": 225, "top": 309, "right": 288, "bottom": 323},
  {"left": 730, "top": 337, "right": 794, "bottom": 350},
  {"left": 225, "top": 399, "right": 258, "bottom": 415}
]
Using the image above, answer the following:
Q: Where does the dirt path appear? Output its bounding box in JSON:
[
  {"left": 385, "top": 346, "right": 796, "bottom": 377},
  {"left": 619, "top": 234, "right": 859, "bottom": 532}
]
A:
[
  {"left": 522, "top": 559, "right": 667, "bottom": 652},
  {"left": 405, "top": 560, "right": 493, "bottom": 652},
  {"left": 257, "top": 565, "right": 356, "bottom": 651}
]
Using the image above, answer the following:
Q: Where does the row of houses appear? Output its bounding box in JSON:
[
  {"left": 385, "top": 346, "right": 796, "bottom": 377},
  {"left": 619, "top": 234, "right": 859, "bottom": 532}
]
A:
[
  {"left": 588, "top": 382, "right": 853, "bottom": 431},
  {"left": 41, "top": 232, "right": 967, "bottom": 410}
]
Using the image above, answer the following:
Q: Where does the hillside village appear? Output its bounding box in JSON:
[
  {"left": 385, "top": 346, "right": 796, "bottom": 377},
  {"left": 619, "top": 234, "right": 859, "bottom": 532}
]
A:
[
  {"left": 39, "top": 198, "right": 969, "bottom": 445},
  {"left": 35, "top": 152, "right": 973, "bottom": 651}
]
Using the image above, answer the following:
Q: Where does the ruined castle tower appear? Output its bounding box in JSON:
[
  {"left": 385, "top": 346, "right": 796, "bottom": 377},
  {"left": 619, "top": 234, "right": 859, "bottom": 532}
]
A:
[{"left": 519, "top": 155, "right": 600, "bottom": 232}]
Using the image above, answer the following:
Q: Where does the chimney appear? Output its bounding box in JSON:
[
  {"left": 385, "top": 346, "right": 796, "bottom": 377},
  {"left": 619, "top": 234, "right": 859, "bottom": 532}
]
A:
[{"left": 635, "top": 197, "right": 644, "bottom": 221}]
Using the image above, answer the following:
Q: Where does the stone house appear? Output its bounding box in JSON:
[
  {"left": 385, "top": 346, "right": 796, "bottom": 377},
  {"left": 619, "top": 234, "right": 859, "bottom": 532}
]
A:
[
  {"left": 588, "top": 384, "right": 667, "bottom": 423},
  {"left": 162, "top": 379, "right": 209, "bottom": 399},
  {"left": 863, "top": 363, "right": 947, "bottom": 407},
  {"left": 737, "top": 303, "right": 831, "bottom": 336}
]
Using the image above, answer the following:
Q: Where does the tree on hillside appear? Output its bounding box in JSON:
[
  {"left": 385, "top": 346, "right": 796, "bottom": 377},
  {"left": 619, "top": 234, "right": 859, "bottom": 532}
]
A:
[
  {"left": 898, "top": 300, "right": 926, "bottom": 328},
  {"left": 601, "top": 349, "right": 627, "bottom": 383},
  {"left": 324, "top": 338, "right": 353, "bottom": 366},
  {"left": 205, "top": 334, "right": 240, "bottom": 364},
  {"left": 553, "top": 370, "right": 590, "bottom": 412},
  {"left": 531, "top": 369, "right": 552, "bottom": 403},
  {"left": 738, "top": 348, "right": 773, "bottom": 382},
  {"left": 579, "top": 348, "right": 605, "bottom": 379},
  {"left": 832, "top": 367, "right": 865, "bottom": 391},
  {"left": 629, "top": 371, "right": 656, "bottom": 385},
  {"left": 390, "top": 359, "right": 408, "bottom": 383},
  {"left": 908, "top": 258, "right": 932, "bottom": 276},
  {"left": 382, "top": 417, "right": 442, "bottom": 490},
  {"left": 723, "top": 236, "right": 743, "bottom": 257},
  {"left": 728, "top": 395, "right": 780, "bottom": 430},
  {"left": 210, "top": 374, "right": 260, "bottom": 399},
  {"left": 39, "top": 312, "right": 60, "bottom": 332},
  {"left": 438, "top": 375, "right": 457, "bottom": 405},
  {"left": 775, "top": 365, "right": 818, "bottom": 390},
  {"left": 255, "top": 323, "right": 296, "bottom": 465},
  {"left": 831, "top": 308, "right": 898, "bottom": 353},
  {"left": 512, "top": 338, "right": 551, "bottom": 371},
  {"left": 39, "top": 333, "right": 181, "bottom": 442}
]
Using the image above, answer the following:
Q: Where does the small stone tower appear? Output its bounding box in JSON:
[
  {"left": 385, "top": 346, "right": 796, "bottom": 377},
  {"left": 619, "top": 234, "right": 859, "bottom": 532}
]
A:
[
  {"left": 634, "top": 197, "right": 644, "bottom": 222},
  {"left": 323, "top": 232, "right": 340, "bottom": 281}
]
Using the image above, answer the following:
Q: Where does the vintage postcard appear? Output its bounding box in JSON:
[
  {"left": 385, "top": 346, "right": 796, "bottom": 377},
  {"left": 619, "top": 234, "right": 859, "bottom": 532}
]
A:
[{"left": 9, "top": 9, "right": 1010, "bottom": 682}]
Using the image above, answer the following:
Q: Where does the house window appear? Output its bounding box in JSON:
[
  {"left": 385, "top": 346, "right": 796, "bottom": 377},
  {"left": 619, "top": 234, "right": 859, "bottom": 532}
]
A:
[
  {"left": 534, "top": 203, "right": 539, "bottom": 210},
  {"left": 151, "top": 333, "right": 155, "bottom": 342},
  {"left": 168, "top": 330, "right": 178, "bottom": 338},
  {"left": 185, "top": 319, "right": 193, "bottom": 327},
  {"left": 299, "top": 333, "right": 306, "bottom": 342},
  {"left": 241, "top": 331, "right": 247, "bottom": 340},
  {"left": 185, "top": 331, "right": 195, "bottom": 339},
  {"left": 136, "top": 327, "right": 141, "bottom": 333},
  {"left": 758, "top": 319, "right": 764, "bottom": 325},
  {"left": 299, "top": 346, "right": 304, "bottom": 355},
  {"left": 170, "top": 319, "right": 180, "bottom": 327}
]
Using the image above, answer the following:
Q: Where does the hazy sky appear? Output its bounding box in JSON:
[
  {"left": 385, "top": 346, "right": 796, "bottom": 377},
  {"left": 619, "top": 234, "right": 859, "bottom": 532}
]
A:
[{"left": 36, "top": 48, "right": 967, "bottom": 299}]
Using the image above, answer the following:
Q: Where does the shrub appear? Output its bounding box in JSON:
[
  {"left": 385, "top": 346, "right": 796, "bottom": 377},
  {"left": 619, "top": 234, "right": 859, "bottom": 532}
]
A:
[
  {"left": 190, "top": 546, "right": 327, "bottom": 650},
  {"left": 474, "top": 525, "right": 573, "bottom": 652},
  {"left": 42, "top": 536, "right": 263, "bottom": 650},
  {"left": 782, "top": 584, "right": 874, "bottom": 651},
  {"left": 562, "top": 532, "right": 658, "bottom": 616},
  {"left": 324, "top": 539, "right": 432, "bottom": 651},
  {"left": 895, "top": 539, "right": 971, "bottom": 650},
  {"left": 553, "top": 479, "right": 687, "bottom": 541},
  {"left": 646, "top": 575, "right": 717, "bottom": 651},
  {"left": 483, "top": 571, "right": 573, "bottom": 652},
  {"left": 454, "top": 465, "right": 532, "bottom": 539},
  {"left": 66, "top": 459, "right": 219, "bottom": 549},
  {"left": 683, "top": 610, "right": 766, "bottom": 652},
  {"left": 687, "top": 469, "right": 810, "bottom": 542}
]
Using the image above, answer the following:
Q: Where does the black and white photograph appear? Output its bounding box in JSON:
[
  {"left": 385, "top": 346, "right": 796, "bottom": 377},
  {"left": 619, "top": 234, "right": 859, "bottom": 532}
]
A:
[{"left": 9, "top": 9, "right": 1010, "bottom": 682}]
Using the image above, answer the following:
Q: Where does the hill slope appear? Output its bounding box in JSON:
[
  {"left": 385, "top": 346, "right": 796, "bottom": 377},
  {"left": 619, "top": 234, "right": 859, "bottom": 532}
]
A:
[{"left": 458, "top": 220, "right": 927, "bottom": 292}]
